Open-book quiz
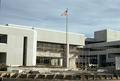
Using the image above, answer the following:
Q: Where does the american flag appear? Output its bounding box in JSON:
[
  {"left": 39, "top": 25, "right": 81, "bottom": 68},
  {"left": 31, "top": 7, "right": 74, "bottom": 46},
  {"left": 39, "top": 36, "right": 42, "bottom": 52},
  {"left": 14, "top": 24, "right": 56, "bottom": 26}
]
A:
[{"left": 61, "top": 9, "right": 68, "bottom": 16}]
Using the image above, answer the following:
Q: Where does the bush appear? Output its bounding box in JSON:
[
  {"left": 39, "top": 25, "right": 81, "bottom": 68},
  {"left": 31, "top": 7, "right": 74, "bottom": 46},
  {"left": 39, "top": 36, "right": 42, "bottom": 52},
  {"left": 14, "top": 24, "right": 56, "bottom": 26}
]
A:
[{"left": 0, "top": 64, "right": 8, "bottom": 71}]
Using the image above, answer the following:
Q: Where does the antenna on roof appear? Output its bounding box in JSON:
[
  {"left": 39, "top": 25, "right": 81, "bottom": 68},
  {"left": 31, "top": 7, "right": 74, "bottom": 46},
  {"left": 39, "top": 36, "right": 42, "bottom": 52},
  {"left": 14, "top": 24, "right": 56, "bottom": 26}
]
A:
[
  {"left": 5, "top": 24, "right": 8, "bottom": 26},
  {"left": 32, "top": 27, "right": 34, "bottom": 30}
]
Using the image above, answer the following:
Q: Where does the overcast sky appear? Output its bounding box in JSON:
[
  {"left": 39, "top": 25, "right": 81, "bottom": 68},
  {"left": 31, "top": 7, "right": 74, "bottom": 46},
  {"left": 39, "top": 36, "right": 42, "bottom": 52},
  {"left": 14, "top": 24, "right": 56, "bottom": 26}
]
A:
[{"left": 0, "top": 0, "right": 120, "bottom": 37}]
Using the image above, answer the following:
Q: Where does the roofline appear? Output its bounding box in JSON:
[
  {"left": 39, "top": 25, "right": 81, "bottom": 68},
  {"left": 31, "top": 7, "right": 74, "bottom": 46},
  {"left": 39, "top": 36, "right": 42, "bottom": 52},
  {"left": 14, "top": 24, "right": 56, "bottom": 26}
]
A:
[
  {"left": 35, "top": 27, "right": 85, "bottom": 36},
  {"left": 0, "top": 24, "right": 34, "bottom": 31},
  {"left": 94, "top": 28, "right": 120, "bottom": 33},
  {"left": 0, "top": 24, "right": 85, "bottom": 36}
]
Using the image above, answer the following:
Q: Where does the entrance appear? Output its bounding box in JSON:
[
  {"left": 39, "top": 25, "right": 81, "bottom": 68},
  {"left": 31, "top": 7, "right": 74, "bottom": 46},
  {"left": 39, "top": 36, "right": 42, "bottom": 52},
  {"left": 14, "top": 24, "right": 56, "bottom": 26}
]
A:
[{"left": 99, "top": 55, "right": 106, "bottom": 67}]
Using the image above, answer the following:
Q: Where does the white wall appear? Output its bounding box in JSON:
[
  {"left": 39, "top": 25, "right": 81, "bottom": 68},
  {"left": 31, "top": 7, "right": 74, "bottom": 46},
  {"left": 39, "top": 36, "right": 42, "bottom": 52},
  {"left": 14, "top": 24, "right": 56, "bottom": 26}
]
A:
[
  {"left": 0, "top": 25, "right": 37, "bottom": 66},
  {"left": 107, "top": 29, "right": 120, "bottom": 42},
  {"left": 36, "top": 28, "right": 85, "bottom": 46}
]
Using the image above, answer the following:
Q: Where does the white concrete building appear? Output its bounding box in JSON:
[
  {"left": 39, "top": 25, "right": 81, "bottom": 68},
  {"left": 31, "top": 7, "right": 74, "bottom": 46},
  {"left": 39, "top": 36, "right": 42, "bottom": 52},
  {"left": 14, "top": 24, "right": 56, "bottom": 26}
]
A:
[
  {"left": 2, "top": 24, "right": 120, "bottom": 71},
  {"left": 80, "top": 29, "right": 120, "bottom": 70},
  {"left": 0, "top": 24, "right": 85, "bottom": 69},
  {"left": 0, "top": 24, "right": 37, "bottom": 66}
]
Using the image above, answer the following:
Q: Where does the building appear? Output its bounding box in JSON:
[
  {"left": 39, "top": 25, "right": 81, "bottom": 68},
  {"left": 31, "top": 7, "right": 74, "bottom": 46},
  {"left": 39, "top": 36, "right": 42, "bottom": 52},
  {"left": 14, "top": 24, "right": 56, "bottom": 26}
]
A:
[
  {"left": 80, "top": 29, "right": 120, "bottom": 70},
  {"left": 0, "top": 24, "right": 85, "bottom": 69},
  {"left": 1, "top": 24, "right": 120, "bottom": 71}
]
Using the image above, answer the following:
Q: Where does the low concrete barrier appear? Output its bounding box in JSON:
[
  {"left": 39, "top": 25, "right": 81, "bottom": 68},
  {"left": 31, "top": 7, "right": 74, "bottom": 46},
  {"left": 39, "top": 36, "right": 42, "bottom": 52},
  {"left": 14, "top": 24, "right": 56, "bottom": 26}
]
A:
[{"left": 0, "top": 71, "right": 120, "bottom": 81}]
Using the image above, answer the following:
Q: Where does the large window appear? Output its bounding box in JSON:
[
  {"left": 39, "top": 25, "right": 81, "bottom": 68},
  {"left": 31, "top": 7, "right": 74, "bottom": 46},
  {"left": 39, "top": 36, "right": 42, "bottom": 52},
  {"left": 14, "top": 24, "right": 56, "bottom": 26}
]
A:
[
  {"left": 0, "top": 34, "right": 7, "bottom": 43},
  {"left": 36, "top": 57, "right": 60, "bottom": 67},
  {"left": 99, "top": 55, "right": 106, "bottom": 67},
  {"left": 108, "top": 54, "right": 115, "bottom": 58},
  {"left": 36, "top": 57, "right": 50, "bottom": 65}
]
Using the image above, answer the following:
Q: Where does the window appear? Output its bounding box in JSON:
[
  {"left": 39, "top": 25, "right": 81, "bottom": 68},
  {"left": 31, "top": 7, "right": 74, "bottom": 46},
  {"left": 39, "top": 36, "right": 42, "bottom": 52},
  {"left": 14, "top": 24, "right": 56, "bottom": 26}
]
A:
[
  {"left": 0, "top": 52, "right": 6, "bottom": 64},
  {"left": 108, "top": 54, "right": 114, "bottom": 58},
  {"left": 0, "top": 34, "right": 7, "bottom": 43},
  {"left": 36, "top": 57, "right": 50, "bottom": 65},
  {"left": 108, "top": 45, "right": 120, "bottom": 48}
]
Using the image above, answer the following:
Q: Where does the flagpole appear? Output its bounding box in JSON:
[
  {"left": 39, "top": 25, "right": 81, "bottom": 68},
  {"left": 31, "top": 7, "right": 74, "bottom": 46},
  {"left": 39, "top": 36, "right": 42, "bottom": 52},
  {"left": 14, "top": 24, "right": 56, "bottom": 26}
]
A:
[{"left": 66, "top": 8, "right": 69, "bottom": 68}]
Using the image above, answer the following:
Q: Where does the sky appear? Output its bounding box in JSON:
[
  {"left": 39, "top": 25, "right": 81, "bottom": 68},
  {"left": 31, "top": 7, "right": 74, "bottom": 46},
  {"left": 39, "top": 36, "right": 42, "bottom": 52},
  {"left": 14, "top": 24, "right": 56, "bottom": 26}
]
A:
[{"left": 0, "top": 0, "right": 120, "bottom": 37}]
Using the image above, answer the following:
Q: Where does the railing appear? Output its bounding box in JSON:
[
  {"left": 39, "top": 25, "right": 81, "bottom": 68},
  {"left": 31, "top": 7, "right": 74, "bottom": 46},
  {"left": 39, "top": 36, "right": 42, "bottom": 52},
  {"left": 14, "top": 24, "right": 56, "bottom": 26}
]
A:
[{"left": 1, "top": 71, "right": 120, "bottom": 81}]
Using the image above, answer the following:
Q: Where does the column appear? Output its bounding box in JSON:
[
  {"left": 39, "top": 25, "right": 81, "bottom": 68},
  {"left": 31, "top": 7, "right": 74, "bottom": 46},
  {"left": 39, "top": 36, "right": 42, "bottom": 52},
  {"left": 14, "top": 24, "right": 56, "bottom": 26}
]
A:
[{"left": 59, "top": 58, "right": 63, "bottom": 67}]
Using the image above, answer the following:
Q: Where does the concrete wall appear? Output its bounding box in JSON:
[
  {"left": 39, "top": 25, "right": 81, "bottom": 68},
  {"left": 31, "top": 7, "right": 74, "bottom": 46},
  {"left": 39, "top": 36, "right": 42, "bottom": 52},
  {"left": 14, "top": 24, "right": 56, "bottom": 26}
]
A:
[
  {"left": 94, "top": 29, "right": 120, "bottom": 42},
  {"left": 0, "top": 25, "right": 37, "bottom": 66},
  {"left": 107, "top": 29, "right": 120, "bottom": 42},
  {"left": 94, "top": 30, "right": 107, "bottom": 42},
  {"left": 36, "top": 28, "right": 85, "bottom": 46},
  {"left": 0, "top": 43, "right": 7, "bottom": 52}
]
